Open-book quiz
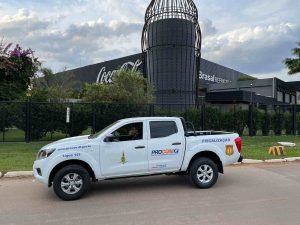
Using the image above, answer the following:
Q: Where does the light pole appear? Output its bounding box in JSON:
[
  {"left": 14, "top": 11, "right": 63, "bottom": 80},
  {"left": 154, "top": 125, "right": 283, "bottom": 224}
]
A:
[
  {"left": 249, "top": 83, "right": 254, "bottom": 137},
  {"left": 250, "top": 83, "right": 253, "bottom": 105},
  {"left": 25, "top": 88, "right": 32, "bottom": 143}
]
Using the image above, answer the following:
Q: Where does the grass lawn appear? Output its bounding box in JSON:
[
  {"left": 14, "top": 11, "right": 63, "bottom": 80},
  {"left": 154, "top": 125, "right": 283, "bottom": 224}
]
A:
[
  {"left": 242, "top": 135, "right": 300, "bottom": 160},
  {"left": 0, "top": 135, "right": 300, "bottom": 172},
  {"left": 0, "top": 142, "right": 48, "bottom": 172}
]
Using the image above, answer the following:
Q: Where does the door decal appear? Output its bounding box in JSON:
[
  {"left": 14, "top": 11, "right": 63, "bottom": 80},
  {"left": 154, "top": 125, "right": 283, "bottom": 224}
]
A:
[{"left": 120, "top": 151, "right": 127, "bottom": 164}]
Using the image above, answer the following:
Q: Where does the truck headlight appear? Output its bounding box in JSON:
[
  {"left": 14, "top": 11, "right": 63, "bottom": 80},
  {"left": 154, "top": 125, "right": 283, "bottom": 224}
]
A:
[{"left": 37, "top": 148, "right": 56, "bottom": 160}]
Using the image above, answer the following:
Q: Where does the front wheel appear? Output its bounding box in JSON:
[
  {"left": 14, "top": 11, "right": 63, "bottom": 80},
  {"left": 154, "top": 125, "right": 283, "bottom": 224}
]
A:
[
  {"left": 53, "top": 165, "right": 90, "bottom": 201},
  {"left": 189, "top": 157, "right": 219, "bottom": 189}
]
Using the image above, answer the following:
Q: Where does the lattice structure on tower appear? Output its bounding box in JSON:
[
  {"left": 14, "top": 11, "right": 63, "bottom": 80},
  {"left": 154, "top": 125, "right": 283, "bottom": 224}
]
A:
[{"left": 142, "top": 0, "right": 202, "bottom": 106}]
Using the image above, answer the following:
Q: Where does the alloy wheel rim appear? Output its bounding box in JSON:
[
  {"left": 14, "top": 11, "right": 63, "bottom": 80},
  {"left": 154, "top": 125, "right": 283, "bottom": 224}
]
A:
[
  {"left": 196, "top": 164, "right": 213, "bottom": 183},
  {"left": 61, "top": 173, "right": 83, "bottom": 195}
]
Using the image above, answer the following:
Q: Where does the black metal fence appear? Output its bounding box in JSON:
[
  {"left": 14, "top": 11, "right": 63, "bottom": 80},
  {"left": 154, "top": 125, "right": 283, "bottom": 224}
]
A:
[{"left": 0, "top": 101, "right": 299, "bottom": 142}]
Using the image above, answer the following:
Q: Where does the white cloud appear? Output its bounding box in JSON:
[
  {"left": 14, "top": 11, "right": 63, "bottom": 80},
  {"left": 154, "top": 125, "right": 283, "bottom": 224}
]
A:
[
  {"left": 0, "top": 1, "right": 299, "bottom": 82},
  {"left": 202, "top": 22, "right": 300, "bottom": 77},
  {"left": 0, "top": 8, "right": 50, "bottom": 37},
  {"left": 253, "top": 68, "right": 300, "bottom": 82},
  {"left": 0, "top": 8, "right": 143, "bottom": 71},
  {"left": 200, "top": 19, "right": 217, "bottom": 36}
]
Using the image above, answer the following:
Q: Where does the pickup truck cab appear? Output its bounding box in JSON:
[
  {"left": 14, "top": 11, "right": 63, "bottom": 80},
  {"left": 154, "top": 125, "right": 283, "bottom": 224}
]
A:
[{"left": 33, "top": 117, "right": 243, "bottom": 200}]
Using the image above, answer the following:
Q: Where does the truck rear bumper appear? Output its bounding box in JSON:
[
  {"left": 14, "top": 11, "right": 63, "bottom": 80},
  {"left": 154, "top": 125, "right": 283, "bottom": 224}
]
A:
[{"left": 238, "top": 155, "right": 243, "bottom": 163}]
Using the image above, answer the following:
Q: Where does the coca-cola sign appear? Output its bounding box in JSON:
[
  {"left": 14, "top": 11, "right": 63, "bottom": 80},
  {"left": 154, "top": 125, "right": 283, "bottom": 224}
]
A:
[{"left": 96, "top": 59, "right": 142, "bottom": 84}]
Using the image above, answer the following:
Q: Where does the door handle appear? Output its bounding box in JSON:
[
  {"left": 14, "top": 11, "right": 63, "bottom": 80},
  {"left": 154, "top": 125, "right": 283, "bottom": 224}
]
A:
[
  {"left": 135, "top": 146, "right": 145, "bottom": 149},
  {"left": 172, "top": 142, "right": 182, "bottom": 146}
]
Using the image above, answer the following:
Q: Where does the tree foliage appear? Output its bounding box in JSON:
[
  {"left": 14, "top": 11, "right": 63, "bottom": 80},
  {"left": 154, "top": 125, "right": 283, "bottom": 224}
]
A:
[
  {"left": 83, "top": 70, "right": 154, "bottom": 104},
  {"left": 284, "top": 42, "right": 300, "bottom": 75},
  {"left": 33, "top": 67, "right": 80, "bottom": 102},
  {"left": 0, "top": 43, "right": 40, "bottom": 100}
]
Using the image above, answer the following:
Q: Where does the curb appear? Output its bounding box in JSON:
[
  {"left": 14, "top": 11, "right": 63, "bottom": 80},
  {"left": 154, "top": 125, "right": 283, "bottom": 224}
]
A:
[
  {"left": 241, "top": 159, "right": 264, "bottom": 164},
  {"left": 234, "top": 157, "right": 300, "bottom": 165},
  {"left": 1, "top": 158, "right": 300, "bottom": 178},
  {"left": 2, "top": 171, "right": 33, "bottom": 178},
  {"left": 265, "top": 159, "right": 287, "bottom": 163},
  {"left": 285, "top": 157, "right": 300, "bottom": 162}
]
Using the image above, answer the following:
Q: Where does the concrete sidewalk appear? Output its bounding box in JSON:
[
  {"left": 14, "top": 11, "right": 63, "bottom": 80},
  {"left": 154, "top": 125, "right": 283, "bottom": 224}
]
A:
[{"left": 1, "top": 157, "right": 300, "bottom": 179}]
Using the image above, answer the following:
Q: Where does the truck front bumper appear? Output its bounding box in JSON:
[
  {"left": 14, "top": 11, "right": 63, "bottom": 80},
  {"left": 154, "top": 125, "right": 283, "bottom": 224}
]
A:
[{"left": 33, "top": 160, "right": 48, "bottom": 186}]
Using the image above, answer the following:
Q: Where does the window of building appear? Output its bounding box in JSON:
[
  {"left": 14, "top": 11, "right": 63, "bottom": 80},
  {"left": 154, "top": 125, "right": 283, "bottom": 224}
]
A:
[
  {"left": 277, "top": 91, "right": 283, "bottom": 102},
  {"left": 285, "top": 93, "right": 290, "bottom": 103},
  {"left": 291, "top": 95, "right": 296, "bottom": 104},
  {"left": 150, "top": 121, "right": 178, "bottom": 139}
]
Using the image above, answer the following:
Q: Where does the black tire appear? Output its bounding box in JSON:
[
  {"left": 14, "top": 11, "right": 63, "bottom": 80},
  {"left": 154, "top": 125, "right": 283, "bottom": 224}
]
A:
[
  {"left": 189, "top": 157, "right": 219, "bottom": 189},
  {"left": 53, "top": 165, "right": 90, "bottom": 201}
]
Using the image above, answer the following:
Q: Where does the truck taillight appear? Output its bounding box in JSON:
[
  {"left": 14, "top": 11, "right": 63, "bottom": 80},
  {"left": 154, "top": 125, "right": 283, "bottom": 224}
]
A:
[{"left": 235, "top": 137, "right": 242, "bottom": 153}]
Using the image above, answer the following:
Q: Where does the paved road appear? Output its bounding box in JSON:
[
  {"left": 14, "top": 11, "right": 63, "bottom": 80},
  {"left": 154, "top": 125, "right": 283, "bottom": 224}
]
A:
[{"left": 1, "top": 162, "right": 300, "bottom": 225}]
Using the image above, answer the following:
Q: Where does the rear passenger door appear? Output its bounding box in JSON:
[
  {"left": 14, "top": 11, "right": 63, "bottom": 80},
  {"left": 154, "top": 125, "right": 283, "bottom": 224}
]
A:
[{"left": 147, "top": 120, "right": 185, "bottom": 172}]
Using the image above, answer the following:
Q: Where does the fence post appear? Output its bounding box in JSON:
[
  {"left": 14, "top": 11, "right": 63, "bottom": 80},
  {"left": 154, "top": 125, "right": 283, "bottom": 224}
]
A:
[
  {"left": 71, "top": 103, "right": 74, "bottom": 137},
  {"left": 92, "top": 102, "right": 96, "bottom": 134},
  {"left": 249, "top": 104, "right": 254, "bottom": 137},
  {"left": 149, "top": 104, "right": 154, "bottom": 116},
  {"left": 292, "top": 104, "right": 296, "bottom": 135},
  {"left": 201, "top": 103, "right": 205, "bottom": 130},
  {"left": 25, "top": 100, "right": 31, "bottom": 143},
  {"left": 1, "top": 107, "right": 5, "bottom": 142}
]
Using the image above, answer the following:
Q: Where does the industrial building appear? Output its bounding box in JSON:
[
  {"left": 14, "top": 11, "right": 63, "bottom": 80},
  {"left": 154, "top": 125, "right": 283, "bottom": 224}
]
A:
[{"left": 64, "top": 0, "right": 299, "bottom": 106}]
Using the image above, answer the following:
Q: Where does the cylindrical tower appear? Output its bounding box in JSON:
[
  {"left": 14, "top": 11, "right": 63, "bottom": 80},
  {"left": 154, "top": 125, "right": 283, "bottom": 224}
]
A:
[{"left": 142, "top": 0, "right": 201, "bottom": 106}]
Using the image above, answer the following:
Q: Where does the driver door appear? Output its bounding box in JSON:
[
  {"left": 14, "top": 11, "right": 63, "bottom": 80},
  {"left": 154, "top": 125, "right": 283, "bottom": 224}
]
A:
[{"left": 100, "top": 121, "right": 148, "bottom": 177}]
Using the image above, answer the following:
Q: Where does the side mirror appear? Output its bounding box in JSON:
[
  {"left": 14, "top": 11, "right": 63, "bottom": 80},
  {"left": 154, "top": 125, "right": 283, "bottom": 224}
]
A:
[{"left": 104, "top": 134, "right": 114, "bottom": 142}]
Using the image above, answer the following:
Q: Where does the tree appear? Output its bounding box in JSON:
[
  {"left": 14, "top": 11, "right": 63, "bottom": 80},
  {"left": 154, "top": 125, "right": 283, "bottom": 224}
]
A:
[
  {"left": 83, "top": 70, "right": 155, "bottom": 104},
  {"left": 284, "top": 42, "right": 300, "bottom": 75},
  {"left": 0, "top": 43, "right": 40, "bottom": 100},
  {"left": 33, "top": 67, "right": 80, "bottom": 102}
]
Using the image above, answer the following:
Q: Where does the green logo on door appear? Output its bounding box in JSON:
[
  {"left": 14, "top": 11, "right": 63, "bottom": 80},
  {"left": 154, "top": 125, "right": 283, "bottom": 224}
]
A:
[{"left": 121, "top": 151, "right": 127, "bottom": 164}]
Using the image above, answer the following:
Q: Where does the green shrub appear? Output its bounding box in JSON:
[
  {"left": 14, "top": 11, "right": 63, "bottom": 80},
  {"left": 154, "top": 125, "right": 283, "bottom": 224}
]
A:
[
  {"left": 94, "top": 104, "right": 150, "bottom": 132},
  {"left": 183, "top": 107, "right": 201, "bottom": 130},
  {"left": 221, "top": 111, "right": 234, "bottom": 132},
  {"left": 260, "top": 111, "right": 271, "bottom": 136},
  {"left": 204, "top": 107, "right": 222, "bottom": 131},
  {"left": 284, "top": 112, "right": 293, "bottom": 135},
  {"left": 271, "top": 110, "right": 284, "bottom": 135}
]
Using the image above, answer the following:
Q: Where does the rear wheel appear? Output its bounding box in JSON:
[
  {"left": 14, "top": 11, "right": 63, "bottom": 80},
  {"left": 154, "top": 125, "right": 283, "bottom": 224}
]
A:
[
  {"left": 53, "top": 165, "right": 90, "bottom": 201},
  {"left": 189, "top": 157, "right": 218, "bottom": 189}
]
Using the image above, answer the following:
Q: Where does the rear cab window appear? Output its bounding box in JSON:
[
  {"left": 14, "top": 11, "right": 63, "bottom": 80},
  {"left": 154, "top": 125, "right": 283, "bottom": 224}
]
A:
[{"left": 149, "top": 121, "right": 178, "bottom": 139}]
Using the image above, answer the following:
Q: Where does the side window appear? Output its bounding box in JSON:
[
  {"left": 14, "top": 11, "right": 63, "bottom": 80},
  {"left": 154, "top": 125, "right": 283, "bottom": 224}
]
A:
[
  {"left": 111, "top": 122, "right": 143, "bottom": 142},
  {"left": 150, "top": 121, "right": 178, "bottom": 139}
]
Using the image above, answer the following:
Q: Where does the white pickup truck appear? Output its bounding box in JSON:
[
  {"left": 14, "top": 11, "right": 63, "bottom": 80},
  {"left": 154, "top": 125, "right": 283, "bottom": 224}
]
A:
[{"left": 33, "top": 117, "right": 243, "bottom": 200}]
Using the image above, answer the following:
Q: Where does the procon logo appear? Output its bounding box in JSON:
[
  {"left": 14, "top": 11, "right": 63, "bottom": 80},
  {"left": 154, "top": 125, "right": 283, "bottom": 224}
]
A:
[{"left": 151, "top": 149, "right": 179, "bottom": 156}]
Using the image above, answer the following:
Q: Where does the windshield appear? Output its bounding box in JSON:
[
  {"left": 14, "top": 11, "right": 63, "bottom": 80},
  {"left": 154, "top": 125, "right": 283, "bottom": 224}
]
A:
[{"left": 89, "top": 121, "right": 119, "bottom": 139}]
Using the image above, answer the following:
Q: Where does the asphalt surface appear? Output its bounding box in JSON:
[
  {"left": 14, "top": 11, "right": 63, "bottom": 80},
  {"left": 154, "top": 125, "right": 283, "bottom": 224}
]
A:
[{"left": 1, "top": 162, "right": 300, "bottom": 225}]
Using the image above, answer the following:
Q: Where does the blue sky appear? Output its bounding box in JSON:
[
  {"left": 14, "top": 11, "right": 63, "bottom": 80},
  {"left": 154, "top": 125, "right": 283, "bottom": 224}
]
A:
[{"left": 0, "top": 0, "right": 299, "bottom": 81}]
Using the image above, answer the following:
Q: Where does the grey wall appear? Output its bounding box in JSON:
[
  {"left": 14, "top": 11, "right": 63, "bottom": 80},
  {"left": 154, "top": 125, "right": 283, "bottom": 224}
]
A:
[
  {"left": 64, "top": 53, "right": 251, "bottom": 89},
  {"left": 208, "top": 78, "right": 275, "bottom": 98},
  {"left": 199, "top": 59, "right": 251, "bottom": 85}
]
